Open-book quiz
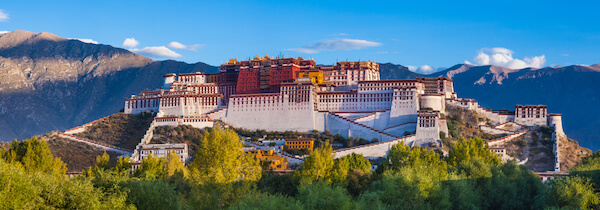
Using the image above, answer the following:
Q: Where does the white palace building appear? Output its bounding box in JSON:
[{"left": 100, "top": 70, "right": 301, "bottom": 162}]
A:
[{"left": 125, "top": 56, "right": 566, "bottom": 163}]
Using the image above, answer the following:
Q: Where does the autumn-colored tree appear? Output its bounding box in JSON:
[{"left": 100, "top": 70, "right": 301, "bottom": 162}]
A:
[
  {"left": 134, "top": 154, "right": 165, "bottom": 180},
  {"left": 163, "top": 149, "right": 188, "bottom": 179},
  {"left": 187, "top": 125, "right": 261, "bottom": 208}
]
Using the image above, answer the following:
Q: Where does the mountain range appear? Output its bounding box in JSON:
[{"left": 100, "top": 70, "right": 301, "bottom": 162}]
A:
[
  {"left": 429, "top": 64, "right": 600, "bottom": 151},
  {"left": 0, "top": 30, "right": 598, "bottom": 151},
  {"left": 0, "top": 31, "right": 217, "bottom": 142}
]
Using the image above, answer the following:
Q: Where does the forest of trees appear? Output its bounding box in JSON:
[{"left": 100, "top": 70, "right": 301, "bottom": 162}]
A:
[{"left": 1, "top": 127, "right": 600, "bottom": 209}]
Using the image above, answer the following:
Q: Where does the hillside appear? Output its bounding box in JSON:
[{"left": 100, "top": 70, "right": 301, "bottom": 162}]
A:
[
  {"left": 430, "top": 64, "right": 600, "bottom": 151},
  {"left": 378, "top": 63, "right": 420, "bottom": 80},
  {"left": 0, "top": 132, "right": 121, "bottom": 172},
  {"left": 73, "top": 112, "right": 154, "bottom": 150},
  {"left": 0, "top": 31, "right": 218, "bottom": 142}
]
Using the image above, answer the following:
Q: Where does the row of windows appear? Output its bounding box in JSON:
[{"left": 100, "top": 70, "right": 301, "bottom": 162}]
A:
[{"left": 141, "top": 149, "right": 185, "bottom": 155}]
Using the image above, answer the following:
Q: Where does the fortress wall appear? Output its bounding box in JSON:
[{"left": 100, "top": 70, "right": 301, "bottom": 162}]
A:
[
  {"left": 226, "top": 103, "right": 316, "bottom": 132},
  {"left": 487, "top": 130, "right": 527, "bottom": 147},
  {"left": 325, "top": 113, "right": 352, "bottom": 138},
  {"left": 333, "top": 135, "right": 416, "bottom": 159},
  {"left": 353, "top": 110, "right": 391, "bottom": 131},
  {"left": 314, "top": 112, "right": 327, "bottom": 132},
  {"left": 354, "top": 112, "right": 377, "bottom": 127},
  {"left": 325, "top": 113, "right": 396, "bottom": 141},
  {"left": 480, "top": 126, "right": 510, "bottom": 135},
  {"left": 383, "top": 122, "right": 417, "bottom": 137},
  {"left": 494, "top": 121, "right": 524, "bottom": 131},
  {"left": 372, "top": 111, "right": 391, "bottom": 130},
  {"left": 548, "top": 115, "right": 564, "bottom": 135},
  {"left": 439, "top": 118, "right": 449, "bottom": 137},
  {"left": 498, "top": 114, "right": 514, "bottom": 123},
  {"left": 349, "top": 122, "right": 394, "bottom": 141},
  {"left": 180, "top": 120, "right": 214, "bottom": 129},
  {"left": 337, "top": 112, "right": 372, "bottom": 120},
  {"left": 420, "top": 95, "right": 445, "bottom": 111},
  {"left": 206, "top": 108, "right": 228, "bottom": 121},
  {"left": 64, "top": 116, "right": 111, "bottom": 135},
  {"left": 414, "top": 126, "right": 440, "bottom": 146},
  {"left": 389, "top": 97, "right": 419, "bottom": 127},
  {"left": 552, "top": 131, "right": 561, "bottom": 172}
]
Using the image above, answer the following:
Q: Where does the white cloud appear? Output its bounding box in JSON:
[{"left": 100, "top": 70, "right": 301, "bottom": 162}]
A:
[
  {"left": 129, "top": 46, "right": 182, "bottom": 58},
  {"left": 470, "top": 47, "right": 546, "bottom": 69},
  {"left": 0, "top": 10, "right": 9, "bottom": 22},
  {"left": 416, "top": 65, "right": 436, "bottom": 74},
  {"left": 70, "top": 38, "right": 98, "bottom": 44},
  {"left": 406, "top": 65, "right": 442, "bottom": 74},
  {"left": 407, "top": 65, "right": 417, "bottom": 71},
  {"left": 122, "top": 38, "right": 140, "bottom": 48},
  {"left": 166, "top": 41, "right": 204, "bottom": 51},
  {"left": 287, "top": 38, "right": 382, "bottom": 54},
  {"left": 0, "top": 31, "right": 9, "bottom": 35}
]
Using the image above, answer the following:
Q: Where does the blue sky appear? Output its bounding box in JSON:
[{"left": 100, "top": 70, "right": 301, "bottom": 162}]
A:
[{"left": 1, "top": 0, "right": 599, "bottom": 73}]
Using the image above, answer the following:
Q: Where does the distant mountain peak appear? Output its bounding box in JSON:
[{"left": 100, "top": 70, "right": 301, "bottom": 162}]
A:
[{"left": 0, "top": 30, "right": 67, "bottom": 50}]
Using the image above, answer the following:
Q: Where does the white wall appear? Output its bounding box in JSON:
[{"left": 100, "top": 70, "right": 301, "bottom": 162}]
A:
[{"left": 333, "top": 135, "right": 416, "bottom": 159}]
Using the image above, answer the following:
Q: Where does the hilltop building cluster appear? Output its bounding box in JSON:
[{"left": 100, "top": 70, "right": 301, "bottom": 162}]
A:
[{"left": 124, "top": 55, "right": 566, "bottom": 171}]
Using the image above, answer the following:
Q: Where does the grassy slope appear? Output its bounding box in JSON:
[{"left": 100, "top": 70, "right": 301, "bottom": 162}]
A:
[{"left": 74, "top": 112, "right": 154, "bottom": 150}]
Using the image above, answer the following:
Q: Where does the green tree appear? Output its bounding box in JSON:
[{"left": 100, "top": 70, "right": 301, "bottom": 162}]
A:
[
  {"left": 120, "top": 179, "right": 183, "bottom": 210},
  {"left": 134, "top": 154, "right": 165, "bottom": 179},
  {"left": 446, "top": 137, "right": 500, "bottom": 167},
  {"left": 380, "top": 142, "right": 447, "bottom": 178},
  {"left": 114, "top": 156, "right": 132, "bottom": 175},
  {"left": 296, "top": 181, "right": 353, "bottom": 210},
  {"left": 295, "top": 142, "right": 336, "bottom": 185},
  {"left": 2, "top": 137, "right": 67, "bottom": 178},
  {"left": 338, "top": 153, "right": 371, "bottom": 174},
  {"left": 571, "top": 150, "right": 600, "bottom": 188},
  {"left": 546, "top": 176, "right": 600, "bottom": 209},
  {"left": 361, "top": 167, "right": 450, "bottom": 209},
  {"left": 0, "top": 158, "right": 133, "bottom": 209},
  {"left": 230, "top": 193, "right": 304, "bottom": 210},
  {"left": 257, "top": 173, "right": 299, "bottom": 197},
  {"left": 96, "top": 151, "right": 110, "bottom": 170}
]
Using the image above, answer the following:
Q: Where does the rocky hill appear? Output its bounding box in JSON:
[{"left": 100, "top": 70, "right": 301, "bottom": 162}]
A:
[
  {"left": 378, "top": 63, "right": 420, "bottom": 80},
  {"left": 0, "top": 31, "right": 218, "bottom": 142},
  {"left": 428, "top": 64, "right": 600, "bottom": 151}
]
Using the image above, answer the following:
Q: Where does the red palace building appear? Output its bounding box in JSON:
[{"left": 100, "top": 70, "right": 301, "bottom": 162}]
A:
[{"left": 219, "top": 55, "right": 316, "bottom": 103}]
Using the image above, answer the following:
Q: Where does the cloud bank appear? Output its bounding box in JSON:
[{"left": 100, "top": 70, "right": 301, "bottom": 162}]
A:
[
  {"left": 288, "top": 38, "right": 382, "bottom": 54},
  {"left": 70, "top": 38, "right": 98, "bottom": 44},
  {"left": 130, "top": 46, "right": 182, "bottom": 58},
  {"left": 0, "top": 10, "right": 8, "bottom": 22},
  {"left": 0, "top": 31, "right": 9, "bottom": 35},
  {"left": 470, "top": 47, "right": 546, "bottom": 69},
  {"left": 167, "top": 41, "right": 204, "bottom": 51},
  {"left": 122, "top": 38, "right": 140, "bottom": 48}
]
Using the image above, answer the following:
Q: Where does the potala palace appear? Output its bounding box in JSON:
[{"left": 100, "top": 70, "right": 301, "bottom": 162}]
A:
[{"left": 122, "top": 55, "right": 566, "bottom": 171}]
